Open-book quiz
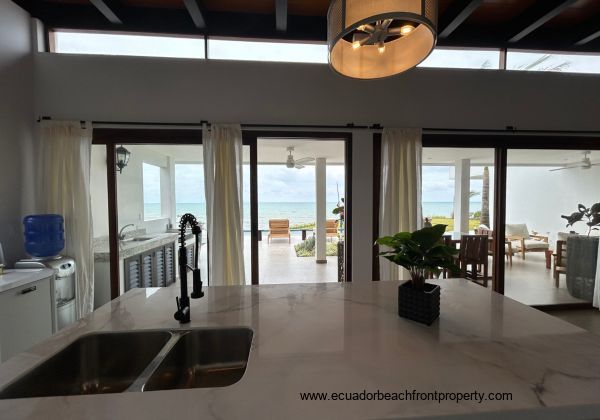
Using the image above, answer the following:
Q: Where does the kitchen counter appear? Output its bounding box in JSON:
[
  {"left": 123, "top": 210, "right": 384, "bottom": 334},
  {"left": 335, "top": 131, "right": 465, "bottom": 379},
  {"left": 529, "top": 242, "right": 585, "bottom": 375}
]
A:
[
  {"left": 94, "top": 232, "right": 180, "bottom": 262},
  {"left": 0, "top": 269, "right": 54, "bottom": 293},
  {"left": 1, "top": 280, "right": 600, "bottom": 419}
]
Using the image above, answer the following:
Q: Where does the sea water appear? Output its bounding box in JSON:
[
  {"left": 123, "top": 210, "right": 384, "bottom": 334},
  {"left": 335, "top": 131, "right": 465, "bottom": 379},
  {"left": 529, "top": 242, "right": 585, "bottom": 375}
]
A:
[{"left": 144, "top": 201, "right": 482, "bottom": 230}]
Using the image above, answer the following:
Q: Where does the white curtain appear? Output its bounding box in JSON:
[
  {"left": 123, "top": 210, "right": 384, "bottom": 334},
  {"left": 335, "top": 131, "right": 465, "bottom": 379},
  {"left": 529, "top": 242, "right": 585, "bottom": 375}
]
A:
[
  {"left": 203, "top": 123, "right": 246, "bottom": 286},
  {"left": 39, "top": 121, "right": 94, "bottom": 317},
  {"left": 379, "top": 128, "right": 422, "bottom": 281}
]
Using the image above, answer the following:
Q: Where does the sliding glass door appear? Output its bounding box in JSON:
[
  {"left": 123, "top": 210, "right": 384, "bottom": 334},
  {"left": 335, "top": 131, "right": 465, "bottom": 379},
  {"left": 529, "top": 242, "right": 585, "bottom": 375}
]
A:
[
  {"left": 422, "top": 147, "right": 497, "bottom": 287},
  {"left": 504, "top": 149, "right": 599, "bottom": 306},
  {"left": 255, "top": 138, "right": 346, "bottom": 284},
  {"left": 92, "top": 129, "right": 352, "bottom": 301}
]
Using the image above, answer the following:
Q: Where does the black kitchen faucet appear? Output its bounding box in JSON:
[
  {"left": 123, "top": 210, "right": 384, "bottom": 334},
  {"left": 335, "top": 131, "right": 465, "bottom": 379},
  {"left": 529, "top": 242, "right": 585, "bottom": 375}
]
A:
[{"left": 174, "top": 213, "right": 204, "bottom": 323}]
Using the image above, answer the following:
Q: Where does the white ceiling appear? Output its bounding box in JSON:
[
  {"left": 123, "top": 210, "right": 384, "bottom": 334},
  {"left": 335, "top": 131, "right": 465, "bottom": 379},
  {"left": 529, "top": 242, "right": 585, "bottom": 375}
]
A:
[
  {"left": 424, "top": 148, "right": 600, "bottom": 166},
  {"left": 257, "top": 139, "right": 345, "bottom": 164},
  {"left": 140, "top": 144, "right": 597, "bottom": 168},
  {"left": 142, "top": 138, "right": 346, "bottom": 164}
]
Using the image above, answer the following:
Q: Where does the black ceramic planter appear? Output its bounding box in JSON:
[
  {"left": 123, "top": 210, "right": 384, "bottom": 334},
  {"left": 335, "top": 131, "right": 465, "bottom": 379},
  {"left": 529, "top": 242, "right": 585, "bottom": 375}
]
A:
[{"left": 398, "top": 281, "right": 440, "bottom": 325}]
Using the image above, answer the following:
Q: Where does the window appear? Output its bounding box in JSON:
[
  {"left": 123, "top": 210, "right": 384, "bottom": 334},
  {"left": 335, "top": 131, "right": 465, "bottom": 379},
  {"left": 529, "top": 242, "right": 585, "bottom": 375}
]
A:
[
  {"left": 507, "top": 50, "right": 600, "bottom": 74},
  {"left": 142, "top": 163, "right": 162, "bottom": 220},
  {"left": 207, "top": 38, "right": 328, "bottom": 63},
  {"left": 174, "top": 163, "right": 206, "bottom": 223},
  {"left": 419, "top": 48, "right": 500, "bottom": 69},
  {"left": 52, "top": 31, "right": 205, "bottom": 59}
]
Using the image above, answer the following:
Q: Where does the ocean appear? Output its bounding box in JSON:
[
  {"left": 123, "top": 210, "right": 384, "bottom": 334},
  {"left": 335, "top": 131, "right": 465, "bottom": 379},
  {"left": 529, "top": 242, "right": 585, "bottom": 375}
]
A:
[{"left": 144, "top": 201, "right": 483, "bottom": 230}]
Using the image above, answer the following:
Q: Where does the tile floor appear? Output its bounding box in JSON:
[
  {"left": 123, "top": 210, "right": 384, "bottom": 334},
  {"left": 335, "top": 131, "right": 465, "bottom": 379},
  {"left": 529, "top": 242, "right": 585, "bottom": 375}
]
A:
[
  {"left": 549, "top": 309, "right": 600, "bottom": 336},
  {"left": 504, "top": 253, "right": 590, "bottom": 306}
]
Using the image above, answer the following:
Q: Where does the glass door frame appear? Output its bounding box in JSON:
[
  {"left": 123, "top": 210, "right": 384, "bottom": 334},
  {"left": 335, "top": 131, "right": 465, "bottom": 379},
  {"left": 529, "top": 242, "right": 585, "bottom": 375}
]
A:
[
  {"left": 93, "top": 127, "right": 354, "bottom": 298},
  {"left": 93, "top": 128, "right": 209, "bottom": 299},
  {"left": 372, "top": 131, "right": 600, "bottom": 309},
  {"left": 242, "top": 130, "right": 354, "bottom": 285}
]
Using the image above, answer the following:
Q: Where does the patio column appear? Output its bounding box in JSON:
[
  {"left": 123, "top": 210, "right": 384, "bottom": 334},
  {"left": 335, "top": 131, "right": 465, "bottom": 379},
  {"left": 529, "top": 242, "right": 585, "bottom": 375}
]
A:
[
  {"left": 166, "top": 156, "right": 176, "bottom": 224},
  {"left": 454, "top": 158, "right": 470, "bottom": 233},
  {"left": 315, "top": 157, "right": 327, "bottom": 263}
]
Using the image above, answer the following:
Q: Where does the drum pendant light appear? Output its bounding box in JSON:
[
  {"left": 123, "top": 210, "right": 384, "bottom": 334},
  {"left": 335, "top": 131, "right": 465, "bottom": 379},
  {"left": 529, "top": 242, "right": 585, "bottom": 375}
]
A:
[{"left": 328, "top": 0, "right": 438, "bottom": 79}]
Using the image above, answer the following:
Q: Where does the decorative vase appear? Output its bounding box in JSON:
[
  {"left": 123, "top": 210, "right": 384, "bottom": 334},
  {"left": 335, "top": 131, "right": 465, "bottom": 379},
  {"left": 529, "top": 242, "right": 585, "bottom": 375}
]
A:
[{"left": 397, "top": 281, "right": 440, "bottom": 325}]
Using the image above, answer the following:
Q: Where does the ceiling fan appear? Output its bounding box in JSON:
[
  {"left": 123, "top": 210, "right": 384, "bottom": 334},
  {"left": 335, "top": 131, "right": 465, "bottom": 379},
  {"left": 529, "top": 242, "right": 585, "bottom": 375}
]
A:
[
  {"left": 550, "top": 151, "right": 600, "bottom": 172},
  {"left": 285, "top": 147, "right": 314, "bottom": 169}
]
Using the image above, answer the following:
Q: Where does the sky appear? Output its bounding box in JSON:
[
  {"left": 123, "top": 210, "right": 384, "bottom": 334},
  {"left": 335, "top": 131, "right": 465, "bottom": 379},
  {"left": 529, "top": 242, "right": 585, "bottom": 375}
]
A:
[
  {"left": 143, "top": 163, "right": 488, "bottom": 205},
  {"left": 144, "top": 163, "right": 346, "bottom": 204},
  {"left": 55, "top": 31, "right": 600, "bottom": 74},
  {"left": 422, "top": 166, "right": 491, "bottom": 202}
]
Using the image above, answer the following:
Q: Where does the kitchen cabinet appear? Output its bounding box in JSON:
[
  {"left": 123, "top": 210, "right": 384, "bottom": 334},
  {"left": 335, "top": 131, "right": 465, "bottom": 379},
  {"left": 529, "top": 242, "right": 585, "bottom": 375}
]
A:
[
  {"left": 124, "top": 242, "right": 176, "bottom": 291},
  {"left": 0, "top": 274, "right": 53, "bottom": 362}
]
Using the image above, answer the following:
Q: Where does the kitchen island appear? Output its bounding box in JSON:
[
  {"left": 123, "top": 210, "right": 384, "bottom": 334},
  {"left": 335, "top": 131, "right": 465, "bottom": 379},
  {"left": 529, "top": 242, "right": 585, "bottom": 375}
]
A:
[{"left": 0, "top": 279, "right": 599, "bottom": 419}]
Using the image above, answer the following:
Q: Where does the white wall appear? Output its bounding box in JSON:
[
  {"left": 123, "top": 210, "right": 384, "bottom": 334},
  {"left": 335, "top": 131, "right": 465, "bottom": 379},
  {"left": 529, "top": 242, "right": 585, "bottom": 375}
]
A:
[
  {"left": 33, "top": 51, "right": 600, "bottom": 281},
  {"left": 91, "top": 144, "right": 174, "bottom": 238},
  {"left": 506, "top": 166, "right": 600, "bottom": 243},
  {"left": 34, "top": 54, "right": 600, "bottom": 131},
  {"left": 0, "top": 2, "right": 34, "bottom": 265},
  {"left": 116, "top": 145, "right": 171, "bottom": 235}
]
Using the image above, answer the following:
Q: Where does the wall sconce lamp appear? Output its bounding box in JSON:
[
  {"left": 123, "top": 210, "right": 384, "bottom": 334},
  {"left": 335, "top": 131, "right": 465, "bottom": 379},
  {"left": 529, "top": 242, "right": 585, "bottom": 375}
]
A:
[{"left": 116, "top": 145, "right": 131, "bottom": 174}]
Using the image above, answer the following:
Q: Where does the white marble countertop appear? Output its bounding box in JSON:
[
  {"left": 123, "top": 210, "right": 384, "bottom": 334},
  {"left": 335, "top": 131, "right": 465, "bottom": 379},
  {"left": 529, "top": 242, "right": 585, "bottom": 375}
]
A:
[
  {"left": 0, "top": 269, "right": 54, "bottom": 293},
  {"left": 94, "top": 232, "right": 180, "bottom": 261},
  {"left": 0, "top": 280, "right": 599, "bottom": 419}
]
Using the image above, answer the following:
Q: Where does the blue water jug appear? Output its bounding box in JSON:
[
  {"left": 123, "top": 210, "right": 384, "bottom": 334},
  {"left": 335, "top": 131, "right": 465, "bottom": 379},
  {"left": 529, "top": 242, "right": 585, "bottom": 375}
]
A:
[{"left": 23, "top": 214, "right": 65, "bottom": 258}]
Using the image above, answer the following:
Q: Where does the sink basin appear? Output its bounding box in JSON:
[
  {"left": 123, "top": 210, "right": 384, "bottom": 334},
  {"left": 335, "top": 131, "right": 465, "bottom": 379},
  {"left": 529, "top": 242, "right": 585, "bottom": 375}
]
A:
[
  {"left": 144, "top": 328, "right": 253, "bottom": 391},
  {"left": 0, "top": 330, "right": 172, "bottom": 399}
]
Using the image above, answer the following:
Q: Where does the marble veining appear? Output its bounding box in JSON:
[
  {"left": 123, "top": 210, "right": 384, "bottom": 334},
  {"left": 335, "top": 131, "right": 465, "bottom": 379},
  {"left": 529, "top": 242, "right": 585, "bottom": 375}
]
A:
[{"left": 0, "top": 280, "right": 599, "bottom": 419}]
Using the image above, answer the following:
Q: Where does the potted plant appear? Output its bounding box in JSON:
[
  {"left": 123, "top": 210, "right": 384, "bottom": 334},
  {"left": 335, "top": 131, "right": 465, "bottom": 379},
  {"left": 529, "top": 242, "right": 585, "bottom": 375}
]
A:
[
  {"left": 561, "top": 202, "right": 600, "bottom": 236},
  {"left": 376, "top": 224, "right": 458, "bottom": 325}
]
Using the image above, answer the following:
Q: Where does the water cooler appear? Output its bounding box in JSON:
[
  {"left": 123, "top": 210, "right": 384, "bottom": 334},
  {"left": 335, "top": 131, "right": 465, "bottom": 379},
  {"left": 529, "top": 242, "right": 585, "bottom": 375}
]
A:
[{"left": 15, "top": 215, "right": 78, "bottom": 332}]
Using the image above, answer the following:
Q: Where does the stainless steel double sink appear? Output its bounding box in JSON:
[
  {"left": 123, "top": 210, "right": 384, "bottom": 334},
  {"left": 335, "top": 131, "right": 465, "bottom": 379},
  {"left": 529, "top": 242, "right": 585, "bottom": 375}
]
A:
[{"left": 0, "top": 327, "right": 253, "bottom": 399}]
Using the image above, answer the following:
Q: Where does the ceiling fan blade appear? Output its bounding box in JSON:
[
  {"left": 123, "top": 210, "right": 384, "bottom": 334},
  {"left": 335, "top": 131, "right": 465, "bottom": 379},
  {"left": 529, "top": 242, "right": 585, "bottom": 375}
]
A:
[
  {"left": 549, "top": 166, "right": 574, "bottom": 172},
  {"left": 295, "top": 157, "right": 314, "bottom": 164},
  {"left": 295, "top": 164, "right": 305, "bottom": 169}
]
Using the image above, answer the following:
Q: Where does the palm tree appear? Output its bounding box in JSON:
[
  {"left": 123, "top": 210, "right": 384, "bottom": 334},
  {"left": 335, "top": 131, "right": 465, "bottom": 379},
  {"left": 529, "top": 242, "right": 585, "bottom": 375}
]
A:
[{"left": 481, "top": 167, "right": 490, "bottom": 227}]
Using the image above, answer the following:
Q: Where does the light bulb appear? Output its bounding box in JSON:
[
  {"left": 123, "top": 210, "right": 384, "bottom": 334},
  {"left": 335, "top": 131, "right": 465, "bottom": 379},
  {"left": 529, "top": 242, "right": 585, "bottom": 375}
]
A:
[
  {"left": 378, "top": 44, "right": 385, "bottom": 54},
  {"left": 357, "top": 25, "right": 366, "bottom": 32},
  {"left": 352, "top": 41, "right": 361, "bottom": 50},
  {"left": 400, "top": 25, "right": 414, "bottom": 35}
]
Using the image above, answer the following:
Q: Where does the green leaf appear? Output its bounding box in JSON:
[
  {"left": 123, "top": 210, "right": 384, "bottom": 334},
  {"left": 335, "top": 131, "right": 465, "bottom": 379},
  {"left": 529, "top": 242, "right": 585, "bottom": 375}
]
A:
[{"left": 411, "top": 224, "right": 446, "bottom": 250}]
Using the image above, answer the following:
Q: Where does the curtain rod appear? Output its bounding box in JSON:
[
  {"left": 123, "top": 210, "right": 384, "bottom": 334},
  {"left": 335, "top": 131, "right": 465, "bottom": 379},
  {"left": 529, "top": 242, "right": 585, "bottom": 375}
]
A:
[
  {"left": 38, "top": 117, "right": 380, "bottom": 130},
  {"left": 423, "top": 128, "right": 600, "bottom": 137},
  {"left": 37, "top": 117, "right": 600, "bottom": 136},
  {"left": 37, "top": 116, "right": 88, "bottom": 129}
]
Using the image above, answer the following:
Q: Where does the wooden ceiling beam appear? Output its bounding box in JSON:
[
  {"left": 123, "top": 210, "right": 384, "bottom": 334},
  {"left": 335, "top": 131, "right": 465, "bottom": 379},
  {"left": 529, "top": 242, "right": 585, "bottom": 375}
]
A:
[
  {"left": 575, "top": 29, "right": 600, "bottom": 46},
  {"left": 574, "top": 16, "right": 600, "bottom": 46},
  {"left": 89, "top": 0, "right": 122, "bottom": 25},
  {"left": 508, "top": 0, "right": 577, "bottom": 44},
  {"left": 183, "top": 0, "right": 206, "bottom": 30},
  {"left": 438, "top": 0, "right": 484, "bottom": 39},
  {"left": 275, "top": 0, "right": 287, "bottom": 32}
]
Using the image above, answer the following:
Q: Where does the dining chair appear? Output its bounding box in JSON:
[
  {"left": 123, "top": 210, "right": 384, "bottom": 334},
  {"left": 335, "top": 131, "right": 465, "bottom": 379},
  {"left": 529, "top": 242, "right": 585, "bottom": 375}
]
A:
[{"left": 459, "top": 235, "right": 489, "bottom": 287}]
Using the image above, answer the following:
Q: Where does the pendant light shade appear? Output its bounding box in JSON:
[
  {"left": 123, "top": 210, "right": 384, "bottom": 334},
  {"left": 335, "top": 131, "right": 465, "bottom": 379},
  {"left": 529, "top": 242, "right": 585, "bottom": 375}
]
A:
[{"left": 328, "top": 0, "right": 438, "bottom": 79}]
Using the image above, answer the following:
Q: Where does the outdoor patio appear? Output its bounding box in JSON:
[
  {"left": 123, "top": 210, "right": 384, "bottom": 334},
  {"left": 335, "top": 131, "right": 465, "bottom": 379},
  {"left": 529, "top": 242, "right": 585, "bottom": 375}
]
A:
[{"left": 251, "top": 233, "right": 339, "bottom": 284}]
